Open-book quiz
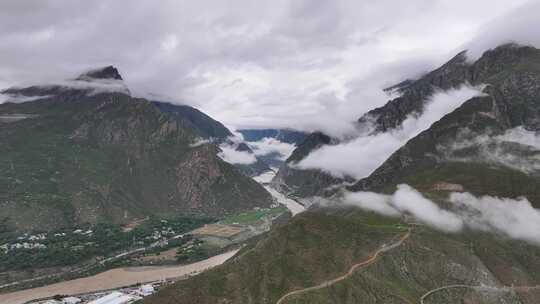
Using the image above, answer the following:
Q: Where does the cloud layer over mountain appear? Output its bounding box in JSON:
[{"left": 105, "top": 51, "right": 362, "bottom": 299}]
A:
[
  {"left": 296, "top": 85, "right": 485, "bottom": 179},
  {"left": 442, "top": 127, "right": 540, "bottom": 174},
  {"left": 0, "top": 0, "right": 535, "bottom": 134},
  {"left": 344, "top": 184, "right": 540, "bottom": 245}
]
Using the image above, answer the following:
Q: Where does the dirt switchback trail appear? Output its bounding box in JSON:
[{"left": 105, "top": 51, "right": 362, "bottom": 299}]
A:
[
  {"left": 276, "top": 229, "right": 411, "bottom": 304},
  {"left": 419, "top": 284, "right": 540, "bottom": 304}
]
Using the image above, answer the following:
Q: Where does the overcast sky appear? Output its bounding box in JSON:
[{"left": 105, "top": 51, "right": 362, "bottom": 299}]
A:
[{"left": 1, "top": 0, "right": 538, "bottom": 133}]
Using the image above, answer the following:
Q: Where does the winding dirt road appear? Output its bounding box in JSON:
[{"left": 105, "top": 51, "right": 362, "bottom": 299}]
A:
[
  {"left": 419, "top": 284, "right": 540, "bottom": 304},
  {"left": 275, "top": 229, "right": 411, "bottom": 304}
]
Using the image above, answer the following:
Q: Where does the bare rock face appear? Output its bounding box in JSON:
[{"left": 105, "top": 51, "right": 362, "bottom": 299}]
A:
[
  {"left": 176, "top": 145, "right": 224, "bottom": 209},
  {"left": 76, "top": 66, "right": 123, "bottom": 81}
]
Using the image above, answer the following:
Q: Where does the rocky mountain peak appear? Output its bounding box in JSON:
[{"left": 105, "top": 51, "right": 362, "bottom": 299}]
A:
[{"left": 76, "top": 65, "right": 123, "bottom": 81}]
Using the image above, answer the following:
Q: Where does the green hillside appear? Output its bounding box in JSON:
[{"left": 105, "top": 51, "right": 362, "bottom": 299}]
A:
[{"left": 0, "top": 88, "right": 272, "bottom": 232}]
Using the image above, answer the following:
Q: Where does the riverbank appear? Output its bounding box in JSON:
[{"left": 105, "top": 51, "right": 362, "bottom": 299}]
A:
[{"left": 0, "top": 249, "right": 239, "bottom": 304}]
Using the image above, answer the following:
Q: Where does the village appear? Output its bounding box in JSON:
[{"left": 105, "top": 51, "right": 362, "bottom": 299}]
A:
[{"left": 0, "top": 204, "right": 291, "bottom": 304}]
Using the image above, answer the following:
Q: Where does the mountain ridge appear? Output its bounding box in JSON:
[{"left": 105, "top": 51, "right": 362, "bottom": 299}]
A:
[{"left": 0, "top": 70, "right": 273, "bottom": 232}]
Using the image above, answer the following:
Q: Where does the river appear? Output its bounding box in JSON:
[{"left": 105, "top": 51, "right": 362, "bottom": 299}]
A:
[{"left": 0, "top": 249, "right": 239, "bottom": 304}]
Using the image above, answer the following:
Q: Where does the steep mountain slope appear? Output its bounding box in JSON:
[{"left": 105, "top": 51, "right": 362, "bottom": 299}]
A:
[
  {"left": 145, "top": 208, "right": 540, "bottom": 304},
  {"left": 272, "top": 132, "right": 347, "bottom": 198},
  {"left": 152, "top": 101, "right": 271, "bottom": 176},
  {"left": 0, "top": 68, "right": 273, "bottom": 232},
  {"left": 152, "top": 101, "right": 233, "bottom": 139},
  {"left": 350, "top": 44, "right": 540, "bottom": 204},
  {"left": 276, "top": 44, "right": 540, "bottom": 198}
]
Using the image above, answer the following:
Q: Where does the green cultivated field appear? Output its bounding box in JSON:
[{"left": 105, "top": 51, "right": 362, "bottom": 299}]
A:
[{"left": 220, "top": 206, "right": 287, "bottom": 225}]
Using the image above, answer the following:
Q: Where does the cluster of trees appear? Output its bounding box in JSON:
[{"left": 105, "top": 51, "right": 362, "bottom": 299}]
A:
[{"left": 0, "top": 216, "right": 214, "bottom": 271}]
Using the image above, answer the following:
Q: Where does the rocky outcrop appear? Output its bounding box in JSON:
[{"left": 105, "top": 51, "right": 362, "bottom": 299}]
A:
[{"left": 76, "top": 66, "right": 123, "bottom": 81}]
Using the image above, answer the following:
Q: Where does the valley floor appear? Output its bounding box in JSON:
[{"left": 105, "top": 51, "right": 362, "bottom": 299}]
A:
[{"left": 0, "top": 249, "right": 239, "bottom": 304}]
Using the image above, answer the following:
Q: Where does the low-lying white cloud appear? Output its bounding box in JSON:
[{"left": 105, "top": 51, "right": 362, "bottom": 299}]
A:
[
  {"left": 2, "top": 78, "right": 131, "bottom": 103},
  {"left": 247, "top": 137, "right": 296, "bottom": 161},
  {"left": 451, "top": 192, "right": 540, "bottom": 245},
  {"left": 58, "top": 79, "right": 131, "bottom": 96},
  {"left": 442, "top": 126, "right": 540, "bottom": 174},
  {"left": 344, "top": 184, "right": 463, "bottom": 232},
  {"left": 497, "top": 126, "right": 540, "bottom": 150},
  {"left": 217, "top": 144, "right": 257, "bottom": 165},
  {"left": 296, "top": 85, "right": 486, "bottom": 179},
  {"left": 343, "top": 191, "right": 400, "bottom": 217},
  {"left": 343, "top": 184, "right": 540, "bottom": 245},
  {"left": 0, "top": 93, "right": 51, "bottom": 104},
  {"left": 189, "top": 138, "right": 212, "bottom": 148},
  {"left": 392, "top": 185, "right": 464, "bottom": 232}
]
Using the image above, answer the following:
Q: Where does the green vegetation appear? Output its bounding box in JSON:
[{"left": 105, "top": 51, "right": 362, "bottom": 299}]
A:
[
  {"left": 144, "top": 208, "right": 540, "bottom": 304},
  {"left": 0, "top": 93, "right": 273, "bottom": 233},
  {"left": 401, "top": 162, "right": 540, "bottom": 207},
  {"left": 176, "top": 239, "right": 213, "bottom": 263},
  {"left": 0, "top": 216, "right": 213, "bottom": 272},
  {"left": 221, "top": 206, "right": 287, "bottom": 225}
]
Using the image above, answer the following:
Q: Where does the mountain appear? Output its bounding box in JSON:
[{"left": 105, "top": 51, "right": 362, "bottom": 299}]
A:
[
  {"left": 275, "top": 43, "right": 540, "bottom": 199},
  {"left": 75, "top": 65, "right": 124, "bottom": 81},
  {"left": 237, "top": 129, "right": 307, "bottom": 145},
  {"left": 152, "top": 101, "right": 233, "bottom": 139},
  {"left": 145, "top": 44, "right": 540, "bottom": 304},
  {"left": 145, "top": 207, "right": 540, "bottom": 304},
  {"left": 151, "top": 101, "right": 272, "bottom": 176},
  {"left": 0, "top": 67, "right": 273, "bottom": 232},
  {"left": 349, "top": 44, "right": 540, "bottom": 205},
  {"left": 272, "top": 132, "right": 348, "bottom": 198}
]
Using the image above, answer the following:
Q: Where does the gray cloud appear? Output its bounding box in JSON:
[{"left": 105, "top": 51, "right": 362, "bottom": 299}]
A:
[
  {"left": 0, "top": 0, "right": 534, "bottom": 133},
  {"left": 464, "top": 1, "right": 540, "bottom": 60}
]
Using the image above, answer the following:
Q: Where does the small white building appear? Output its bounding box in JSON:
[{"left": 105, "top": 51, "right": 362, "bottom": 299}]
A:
[
  {"left": 136, "top": 284, "right": 155, "bottom": 296},
  {"left": 88, "top": 291, "right": 141, "bottom": 304},
  {"left": 62, "top": 296, "right": 81, "bottom": 304}
]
